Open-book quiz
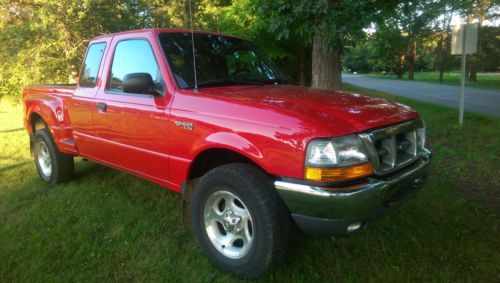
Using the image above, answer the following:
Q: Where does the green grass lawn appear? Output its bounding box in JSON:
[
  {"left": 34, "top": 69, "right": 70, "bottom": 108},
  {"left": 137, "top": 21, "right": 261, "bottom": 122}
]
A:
[
  {"left": 1, "top": 90, "right": 499, "bottom": 282},
  {"left": 365, "top": 71, "right": 500, "bottom": 90}
]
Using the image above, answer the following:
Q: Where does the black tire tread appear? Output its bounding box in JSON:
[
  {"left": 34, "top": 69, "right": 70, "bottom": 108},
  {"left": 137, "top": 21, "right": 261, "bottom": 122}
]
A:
[
  {"left": 34, "top": 128, "right": 74, "bottom": 184},
  {"left": 191, "top": 163, "right": 292, "bottom": 278}
]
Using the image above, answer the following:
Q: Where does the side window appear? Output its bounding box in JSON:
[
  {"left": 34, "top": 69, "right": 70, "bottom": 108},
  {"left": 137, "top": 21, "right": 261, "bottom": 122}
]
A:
[
  {"left": 109, "top": 39, "right": 161, "bottom": 92},
  {"left": 80, "top": 42, "right": 106, "bottom": 88}
]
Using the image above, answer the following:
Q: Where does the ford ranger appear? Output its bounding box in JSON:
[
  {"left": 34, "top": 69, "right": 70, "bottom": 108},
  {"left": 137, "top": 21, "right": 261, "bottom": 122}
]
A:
[{"left": 23, "top": 29, "right": 431, "bottom": 278}]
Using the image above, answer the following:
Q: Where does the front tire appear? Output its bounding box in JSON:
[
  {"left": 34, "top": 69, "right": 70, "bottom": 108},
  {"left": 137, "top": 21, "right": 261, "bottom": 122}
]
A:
[
  {"left": 34, "top": 128, "right": 74, "bottom": 184},
  {"left": 191, "top": 163, "right": 291, "bottom": 278}
]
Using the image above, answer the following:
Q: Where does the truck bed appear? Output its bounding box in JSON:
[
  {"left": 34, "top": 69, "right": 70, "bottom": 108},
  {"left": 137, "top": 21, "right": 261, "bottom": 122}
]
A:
[
  {"left": 23, "top": 83, "right": 79, "bottom": 156},
  {"left": 24, "top": 84, "right": 77, "bottom": 97}
]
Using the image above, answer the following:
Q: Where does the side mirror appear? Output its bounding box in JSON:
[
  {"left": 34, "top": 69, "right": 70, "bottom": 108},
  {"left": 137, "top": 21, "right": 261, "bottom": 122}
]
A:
[{"left": 122, "top": 73, "right": 154, "bottom": 94}]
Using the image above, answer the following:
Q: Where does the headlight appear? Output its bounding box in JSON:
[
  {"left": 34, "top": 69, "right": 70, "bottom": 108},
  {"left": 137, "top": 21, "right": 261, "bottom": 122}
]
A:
[
  {"left": 305, "top": 135, "right": 373, "bottom": 183},
  {"left": 306, "top": 135, "right": 369, "bottom": 167}
]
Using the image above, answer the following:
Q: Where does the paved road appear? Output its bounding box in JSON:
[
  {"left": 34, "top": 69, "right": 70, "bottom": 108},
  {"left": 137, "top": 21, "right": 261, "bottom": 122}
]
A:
[{"left": 342, "top": 74, "right": 500, "bottom": 117}]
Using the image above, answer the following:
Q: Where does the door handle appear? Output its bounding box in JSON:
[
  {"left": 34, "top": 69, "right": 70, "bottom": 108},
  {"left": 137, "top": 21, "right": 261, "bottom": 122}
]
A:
[{"left": 96, "top": 102, "right": 107, "bottom": 112}]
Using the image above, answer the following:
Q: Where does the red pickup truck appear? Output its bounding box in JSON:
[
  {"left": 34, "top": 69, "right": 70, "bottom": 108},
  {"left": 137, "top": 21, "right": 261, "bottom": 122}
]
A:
[{"left": 23, "top": 28, "right": 431, "bottom": 277}]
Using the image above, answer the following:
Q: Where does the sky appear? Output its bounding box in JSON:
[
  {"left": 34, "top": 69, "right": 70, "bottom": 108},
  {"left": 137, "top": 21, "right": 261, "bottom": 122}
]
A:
[{"left": 450, "top": 9, "right": 500, "bottom": 26}]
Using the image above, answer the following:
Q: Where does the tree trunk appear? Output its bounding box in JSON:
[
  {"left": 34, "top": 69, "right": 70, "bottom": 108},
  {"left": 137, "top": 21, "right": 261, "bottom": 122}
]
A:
[
  {"left": 438, "top": 30, "right": 445, "bottom": 82},
  {"left": 311, "top": 34, "right": 341, "bottom": 90},
  {"left": 299, "top": 47, "right": 306, "bottom": 86},
  {"left": 438, "top": 31, "right": 444, "bottom": 82},
  {"left": 408, "top": 40, "right": 417, "bottom": 80},
  {"left": 469, "top": 60, "right": 477, "bottom": 81},
  {"left": 439, "top": 11, "right": 452, "bottom": 83},
  {"left": 395, "top": 53, "right": 405, "bottom": 79},
  {"left": 438, "top": 59, "right": 445, "bottom": 82},
  {"left": 184, "top": 1, "right": 191, "bottom": 28},
  {"left": 468, "top": 9, "right": 485, "bottom": 82},
  {"left": 465, "top": 8, "right": 475, "bottom": 81}
]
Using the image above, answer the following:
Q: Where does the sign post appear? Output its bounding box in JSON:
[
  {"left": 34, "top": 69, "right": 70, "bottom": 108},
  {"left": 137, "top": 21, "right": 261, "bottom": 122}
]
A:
[
  {"left": 451, "top": 23, "right": 478, "bottom": 125},
  {"left": 458, "top": 25, "right": 467, "bottom": 125}
]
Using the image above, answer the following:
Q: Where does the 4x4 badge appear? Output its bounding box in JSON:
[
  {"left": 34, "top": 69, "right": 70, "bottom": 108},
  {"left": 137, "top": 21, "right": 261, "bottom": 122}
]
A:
[{"left": 174, "top": 120, "right": 194, "bottom": 131}]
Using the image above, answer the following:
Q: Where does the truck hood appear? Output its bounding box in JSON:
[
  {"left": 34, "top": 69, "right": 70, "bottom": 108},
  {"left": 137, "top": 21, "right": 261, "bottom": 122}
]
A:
[{"left": 197, "top": 85, "right": 419, "bottom": 135}]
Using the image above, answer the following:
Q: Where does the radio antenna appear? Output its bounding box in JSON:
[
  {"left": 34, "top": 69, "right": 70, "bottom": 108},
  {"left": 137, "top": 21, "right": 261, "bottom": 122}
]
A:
[{"left": 189, "top": 0, "right": 198, "bottom": 91}]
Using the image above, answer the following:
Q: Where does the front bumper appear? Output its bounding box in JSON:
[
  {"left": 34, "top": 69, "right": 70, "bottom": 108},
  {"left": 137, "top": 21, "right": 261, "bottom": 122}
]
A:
[{"left": 275, "top": 149, "right": 431, "bottom": 236}]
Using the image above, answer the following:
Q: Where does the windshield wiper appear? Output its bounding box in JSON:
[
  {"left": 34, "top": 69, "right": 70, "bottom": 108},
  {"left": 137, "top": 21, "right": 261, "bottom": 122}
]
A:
[{"left": 191, "top": 79, "right": 265, "bottom": 89}]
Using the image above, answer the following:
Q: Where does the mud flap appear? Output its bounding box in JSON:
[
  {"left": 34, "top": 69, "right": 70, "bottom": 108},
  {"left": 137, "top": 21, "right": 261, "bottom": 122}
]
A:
[
  {"left": 180, "top": 179, "right": 198, "bottom": 222},
  {"left": 29, "top": 134, "right": 34, "bottom": 156},
  {"left": 180, "top": 182, "right": 189, "bottom": 222}
]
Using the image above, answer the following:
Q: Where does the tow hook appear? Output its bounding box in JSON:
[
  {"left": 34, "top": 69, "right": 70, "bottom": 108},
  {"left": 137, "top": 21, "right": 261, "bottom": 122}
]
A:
[
  {"left": 412, "top": 178, "right": 423, "bottom": 189},
  {"left": 384, "top": 178, "right": 424, "bottom": 207}
]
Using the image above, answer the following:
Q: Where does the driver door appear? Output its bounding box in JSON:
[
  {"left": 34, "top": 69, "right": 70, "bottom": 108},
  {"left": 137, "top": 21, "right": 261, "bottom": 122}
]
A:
[{"left": 90, "top": 33, "right": 172, "bottom": 183}]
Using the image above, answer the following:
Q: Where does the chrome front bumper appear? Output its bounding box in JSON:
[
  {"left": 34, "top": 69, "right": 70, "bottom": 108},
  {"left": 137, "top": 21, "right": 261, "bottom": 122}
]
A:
[{"left": 275, "top": 149, "right": 432, "bottom": 236}]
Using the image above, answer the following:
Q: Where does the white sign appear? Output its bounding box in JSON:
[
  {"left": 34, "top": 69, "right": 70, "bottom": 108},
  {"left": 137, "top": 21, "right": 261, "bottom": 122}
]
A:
[{"left": 451, "top": 23, "right": 478, "bottom": 55}]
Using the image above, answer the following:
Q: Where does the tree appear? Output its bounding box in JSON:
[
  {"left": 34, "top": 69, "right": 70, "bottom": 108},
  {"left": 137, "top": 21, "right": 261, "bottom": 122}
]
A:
[
  {"left": 475, "top": 25, "right": 500, "bottom": 72},
  {"left": 254, "top": 0, "right": 398, "bottom": 90},
  {"left": 385, "top": 1, "right": 445, "bottom": 80},
  {"left": 461, "top": 0, "right": 499, "bottom": 81},
  {"left": 137, "top": 0, "right": 190, "bottom": 28},
  {"left": 194, "top": 0, "right": 312, "bottom": 85},
  {"left": 437, "top": 3, "right": 455, "bottom": 82},
  {"left": 343, "top": 37, "right": 383, "bottom": 73},
  {"left": 373, "top": 19, "right": 409, "bottom": 78},
  {"left": 0, "top": 0, "right": 155, "bottom": 98}
]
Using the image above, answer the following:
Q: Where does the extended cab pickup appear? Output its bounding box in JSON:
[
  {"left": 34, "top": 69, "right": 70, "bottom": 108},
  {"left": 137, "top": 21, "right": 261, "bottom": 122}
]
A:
[{"left": 23, "top": 29, "right": 431, "bottom": 278}]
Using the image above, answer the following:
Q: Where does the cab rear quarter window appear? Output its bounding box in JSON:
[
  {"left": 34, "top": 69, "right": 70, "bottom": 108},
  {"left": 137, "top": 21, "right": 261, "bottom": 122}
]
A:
[{"left": 80, "top": 42, "right": 107, "bottom": 88}]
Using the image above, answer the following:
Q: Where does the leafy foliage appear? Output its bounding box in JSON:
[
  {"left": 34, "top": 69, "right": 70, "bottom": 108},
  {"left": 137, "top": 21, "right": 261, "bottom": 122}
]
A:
[
  {"left": 0, "top": 0, "right": 156, "bottom": 97},
  {"left": 476, "top": 25, "right": 500, "bottom": 71},
  {"left": 0, "top": 0, "right": 498, "bottom": 97},
  {"left": 0, "top": 0, "right": 300, "bottom": 97},
  {"left": 345, "top": 0, "right": 500, "bottom": 79},
  {"left": 344, "top": 24, "right": 500, "bottom": 75},
  {"left": 255, "top": 0, "right": 397, "bottom": 52}
]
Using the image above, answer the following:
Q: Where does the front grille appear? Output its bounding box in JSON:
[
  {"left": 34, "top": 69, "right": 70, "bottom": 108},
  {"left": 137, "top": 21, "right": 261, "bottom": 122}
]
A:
[{"left": 359, "top": 119, "right": 424, "bottom": 175}]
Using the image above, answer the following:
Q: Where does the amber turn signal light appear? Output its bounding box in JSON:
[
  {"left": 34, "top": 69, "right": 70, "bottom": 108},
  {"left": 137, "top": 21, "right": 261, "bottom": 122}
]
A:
[{"left": 304, "top": 162, "right": 373, "bottom": 182}]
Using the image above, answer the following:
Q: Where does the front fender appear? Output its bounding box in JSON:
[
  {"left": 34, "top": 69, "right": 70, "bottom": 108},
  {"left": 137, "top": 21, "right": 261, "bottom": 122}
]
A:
[
  {"left": 201, "top": 132, "right": 264, "bottom": 161},
  {"left": 188, "top": 130, "right": 305, "bottom": 181}
]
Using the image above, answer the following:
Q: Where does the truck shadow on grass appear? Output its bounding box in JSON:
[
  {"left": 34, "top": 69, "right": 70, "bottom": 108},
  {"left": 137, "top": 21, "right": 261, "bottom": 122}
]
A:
[
  {"left": 0, "top": 128, "right": 24, "bottom": 133},
  {"left": 0, "top": 161, "right": 31, "bottom": 173}
]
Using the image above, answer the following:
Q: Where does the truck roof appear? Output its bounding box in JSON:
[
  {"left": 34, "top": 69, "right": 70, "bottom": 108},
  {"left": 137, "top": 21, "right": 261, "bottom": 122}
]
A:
[{"left": 91, "top": 28, "right": 240, "bottom": 41}]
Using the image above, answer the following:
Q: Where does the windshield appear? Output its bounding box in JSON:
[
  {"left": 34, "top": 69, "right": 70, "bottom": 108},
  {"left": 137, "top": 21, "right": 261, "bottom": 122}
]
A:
[{"left": 159, "top": 32, "right": 290, "bottom": 89}]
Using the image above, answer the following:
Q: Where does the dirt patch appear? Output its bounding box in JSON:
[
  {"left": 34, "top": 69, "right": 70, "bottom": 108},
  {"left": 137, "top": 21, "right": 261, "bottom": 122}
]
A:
[
  {"left": 453, "top": 160, "right": 500, "bottom": 214},
  {"left": 455, "top": 182, "right": 500, "bottom": 214}
]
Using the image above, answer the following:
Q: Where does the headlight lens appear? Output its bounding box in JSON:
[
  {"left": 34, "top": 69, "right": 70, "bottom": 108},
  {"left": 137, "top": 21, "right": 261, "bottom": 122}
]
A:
[
  {"left": 306, "top": 140, "right": 337, "bottom": 165},
  {"left": 306, "top": 135, "right": 369, "bottom": 167}
]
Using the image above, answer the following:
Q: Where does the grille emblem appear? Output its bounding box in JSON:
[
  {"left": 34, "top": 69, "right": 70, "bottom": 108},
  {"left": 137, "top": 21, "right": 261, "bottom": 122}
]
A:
[
  {"left": 398, "top": 140, "right": 411, "bottom": 151},
  {"left": 360, "top": 119, "right": 423, "bottom": 175}
]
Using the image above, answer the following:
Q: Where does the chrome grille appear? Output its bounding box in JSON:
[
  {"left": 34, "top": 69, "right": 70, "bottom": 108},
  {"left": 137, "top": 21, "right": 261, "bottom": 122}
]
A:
[{"left": 359, "top": 119, "right": 424, "bottom": 175}]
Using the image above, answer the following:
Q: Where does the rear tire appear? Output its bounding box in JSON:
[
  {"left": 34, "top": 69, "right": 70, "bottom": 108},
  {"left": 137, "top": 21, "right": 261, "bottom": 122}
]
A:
[
  {"left": 191, "top": 163, "right": 291, "bottom": 278},
  {"left": 34, "top": 128, "right": 74, "bottom": 184}
]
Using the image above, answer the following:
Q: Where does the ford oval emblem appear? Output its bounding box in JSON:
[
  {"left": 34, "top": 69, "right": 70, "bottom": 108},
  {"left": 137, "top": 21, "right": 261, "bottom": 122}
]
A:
[{"left": 398, "top": 140, "right": 411, "bottom": 151}]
